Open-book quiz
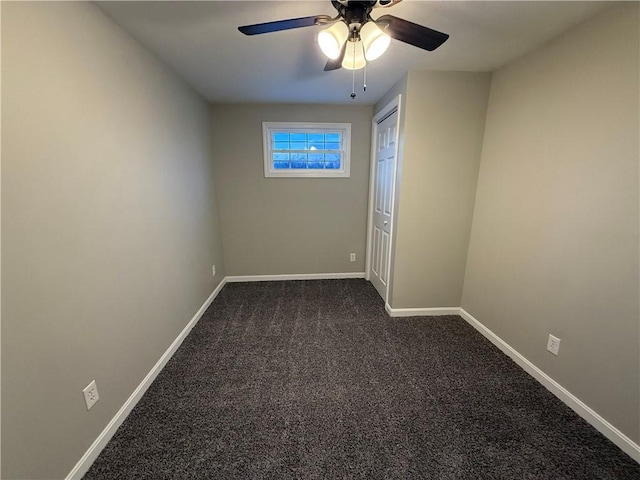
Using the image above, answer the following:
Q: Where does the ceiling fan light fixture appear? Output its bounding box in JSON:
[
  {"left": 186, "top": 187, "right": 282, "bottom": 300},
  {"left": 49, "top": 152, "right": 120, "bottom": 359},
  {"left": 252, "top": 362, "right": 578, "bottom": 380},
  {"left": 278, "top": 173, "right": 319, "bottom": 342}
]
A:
[
  {"left": 360, "top": 21, "right": 391, "bottom": 61},
  {"left": 317, "top": 21, "right": 349, "bottom": 59},
  {"left": 342, "top": 39, "right": 366, "bottom": 70}
]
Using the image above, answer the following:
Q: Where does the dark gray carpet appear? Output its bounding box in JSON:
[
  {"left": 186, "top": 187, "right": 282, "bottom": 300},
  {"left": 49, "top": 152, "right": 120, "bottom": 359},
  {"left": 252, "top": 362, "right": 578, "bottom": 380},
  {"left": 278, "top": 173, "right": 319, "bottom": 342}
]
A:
[{"left": 84, "top": 279, "right": 639, "bottom": 479}]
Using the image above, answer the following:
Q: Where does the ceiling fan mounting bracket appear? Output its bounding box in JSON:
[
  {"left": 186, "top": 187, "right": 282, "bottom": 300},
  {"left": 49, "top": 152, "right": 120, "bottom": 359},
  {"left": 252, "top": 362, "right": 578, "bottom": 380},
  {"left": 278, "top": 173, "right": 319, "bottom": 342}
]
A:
[{"left": 332, "top": 1, "right": 375, "bottom": 30}]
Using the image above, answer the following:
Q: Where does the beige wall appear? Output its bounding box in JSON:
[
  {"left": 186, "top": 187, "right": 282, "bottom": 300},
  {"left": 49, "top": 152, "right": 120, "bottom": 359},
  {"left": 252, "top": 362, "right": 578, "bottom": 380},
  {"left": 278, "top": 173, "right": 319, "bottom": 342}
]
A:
[
  {"left": 2, "top": 2, "right": 225, "bottom": 478},
  {"left": 389, "top": 71, "right": 491, "bottom": 308},
  {"left": 211, "top": 103, "right": 372, "bottom": 276},
  {"left": 462, "top": 3, "right": 640, "bottom": 443}
]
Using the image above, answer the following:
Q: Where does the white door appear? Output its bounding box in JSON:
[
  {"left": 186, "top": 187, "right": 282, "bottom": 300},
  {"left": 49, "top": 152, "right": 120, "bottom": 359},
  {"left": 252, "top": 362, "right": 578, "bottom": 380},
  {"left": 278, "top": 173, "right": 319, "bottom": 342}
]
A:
[{"left": 369, "top": 108, "right": 398, "bottom": 301}]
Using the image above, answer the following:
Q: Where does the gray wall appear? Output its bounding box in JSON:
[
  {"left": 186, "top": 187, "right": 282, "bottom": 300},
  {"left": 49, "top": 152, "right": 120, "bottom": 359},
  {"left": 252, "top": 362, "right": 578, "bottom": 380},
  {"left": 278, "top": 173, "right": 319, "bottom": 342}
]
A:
[
  {"left": 211, "top": 104, "right": 372, "bottom": 276},
  {"left": 389, "top": 71, "right": 491, "bottom": 308},
  {"left": 2, "top": 2, "right": 225, "bottom": 478},
  {"left": 462, "top": 3, "right": 640, "bottom": 443}
]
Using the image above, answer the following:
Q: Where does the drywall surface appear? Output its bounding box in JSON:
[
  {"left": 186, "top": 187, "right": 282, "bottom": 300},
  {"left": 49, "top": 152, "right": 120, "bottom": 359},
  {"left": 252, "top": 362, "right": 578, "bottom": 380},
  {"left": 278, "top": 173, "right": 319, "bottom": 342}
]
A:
[
  {"left": 2, "top": 2, "right": 224, "bottom": 478},
  {"left": 462, "top": 3, "right": 640, "bottom": 443},
  {"left": 390, "top": 71, "right": 491, "bottom": 308},
  {"left": 211, "top": 103, "right": 372, "bottom": 276}
]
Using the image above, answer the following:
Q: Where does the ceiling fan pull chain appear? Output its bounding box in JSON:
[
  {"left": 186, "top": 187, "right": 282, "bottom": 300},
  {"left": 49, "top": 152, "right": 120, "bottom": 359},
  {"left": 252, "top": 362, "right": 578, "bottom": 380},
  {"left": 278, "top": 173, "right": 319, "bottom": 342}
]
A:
[
  {"left": 363, "top": 62, "right": 367, "bottom": 92},
  {"left": 350, "top": 68, "right": 356, "bottom": 99},
  {"left": 350, "top": 40, "right": 356, "bottom": 99}
]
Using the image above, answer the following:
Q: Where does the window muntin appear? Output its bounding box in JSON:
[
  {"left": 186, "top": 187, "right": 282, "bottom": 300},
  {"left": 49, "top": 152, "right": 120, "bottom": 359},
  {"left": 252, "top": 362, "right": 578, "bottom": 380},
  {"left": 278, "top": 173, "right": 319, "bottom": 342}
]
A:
[{"left": 263, "top": 122, "right": 351, "bottom": 178}]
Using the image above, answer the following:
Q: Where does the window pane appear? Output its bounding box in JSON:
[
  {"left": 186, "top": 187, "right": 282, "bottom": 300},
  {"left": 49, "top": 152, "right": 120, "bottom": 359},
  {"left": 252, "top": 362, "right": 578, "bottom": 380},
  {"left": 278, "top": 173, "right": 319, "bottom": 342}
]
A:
[
  {"left": 273, "top": 132, "right": 289, "bottom": 142},
  {"left": 264, "top": 123, "right": 349, "bottom": 177},
  {"left": 325, "top": 152, "right": 341, "bottom": 169},
  {"left": 291, "top": 151, "right": 307, "bottom": 169}
]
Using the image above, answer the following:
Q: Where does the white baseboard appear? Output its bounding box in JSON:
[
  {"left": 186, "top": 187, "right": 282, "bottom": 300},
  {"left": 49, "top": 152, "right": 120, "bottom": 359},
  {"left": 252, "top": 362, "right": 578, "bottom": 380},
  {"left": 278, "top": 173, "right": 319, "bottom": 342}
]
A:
[
  {"left": 459, "top": 308, "right": 640, "bottom": 463},
  {"left": 65, "top": 279, "right": 639, "bottom": 478},
  {"left": 225, "top": 272, "right": 365, "bottom": 282},
  {"left": 385, "top": 303, "right": 459, "bottom": 317},
  {"left": 65, "top": 278, "right": 227, "bottom": 480}
]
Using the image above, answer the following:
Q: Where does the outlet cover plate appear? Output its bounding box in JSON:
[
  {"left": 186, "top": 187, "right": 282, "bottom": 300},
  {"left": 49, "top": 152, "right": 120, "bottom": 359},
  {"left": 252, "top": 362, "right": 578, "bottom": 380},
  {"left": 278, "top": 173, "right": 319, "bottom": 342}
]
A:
[
  {"left": 547, "top": 335, "right": 561, "bottom": 356},
  {"left": 83, "top": 380, "right": 100, "bottom": 410},
  {"left": 212, "top": 265, "right": 216, "bottom": 277},
  {"left": 350, "top": 253, "right": 356, "bottom": 262}
]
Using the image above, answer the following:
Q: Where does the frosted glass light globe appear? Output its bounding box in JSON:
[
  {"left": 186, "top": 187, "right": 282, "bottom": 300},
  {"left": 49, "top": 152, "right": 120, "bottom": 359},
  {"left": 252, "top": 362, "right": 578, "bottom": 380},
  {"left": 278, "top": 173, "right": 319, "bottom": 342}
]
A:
[
  {"left": 360, "top": 21, "right": 391, "bottom": 61},
  {"left": 318, "top": 22, "right": 349, "bottom": 60},
  {"left": 342, "top": 39, "right": 366, "bottom": 70}
]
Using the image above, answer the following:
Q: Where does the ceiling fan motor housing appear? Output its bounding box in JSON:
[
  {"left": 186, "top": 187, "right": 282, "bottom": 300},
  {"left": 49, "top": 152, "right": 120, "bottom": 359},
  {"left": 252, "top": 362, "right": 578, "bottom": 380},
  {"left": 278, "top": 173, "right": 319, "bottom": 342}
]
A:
[{"left": 333, "top": 1, "right": 376, "bottom": 34}]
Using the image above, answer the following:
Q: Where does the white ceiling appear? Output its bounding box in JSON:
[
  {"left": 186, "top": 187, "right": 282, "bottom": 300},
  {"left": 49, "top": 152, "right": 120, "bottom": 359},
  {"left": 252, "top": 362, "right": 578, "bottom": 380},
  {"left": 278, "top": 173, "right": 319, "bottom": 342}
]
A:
[{"left": 96, "top": 1, "right": 612, "bottom": 105}]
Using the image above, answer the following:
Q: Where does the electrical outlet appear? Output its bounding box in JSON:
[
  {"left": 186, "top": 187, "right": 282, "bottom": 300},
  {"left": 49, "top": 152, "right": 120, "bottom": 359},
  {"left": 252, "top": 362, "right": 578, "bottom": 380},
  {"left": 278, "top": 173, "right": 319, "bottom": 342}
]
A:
[
  {"left": 83, "top": 380, "right": 100, "bottom": 410},
  {"left": 350, "top": 253, "right": 356, "bottom": 262},
  {"left": 212, "top": 265, "right": 216, "bottom": 277},
  {"left": 547, "top": 334, "right": 561, "bottom": 356}
]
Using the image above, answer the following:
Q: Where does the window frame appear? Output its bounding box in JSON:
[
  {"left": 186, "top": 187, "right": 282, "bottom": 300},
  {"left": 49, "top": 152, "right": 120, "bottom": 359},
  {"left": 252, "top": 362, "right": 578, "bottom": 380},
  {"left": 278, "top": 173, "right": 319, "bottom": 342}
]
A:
[{"left": 262, "top": 122, "right": 351, "bottom": 178}]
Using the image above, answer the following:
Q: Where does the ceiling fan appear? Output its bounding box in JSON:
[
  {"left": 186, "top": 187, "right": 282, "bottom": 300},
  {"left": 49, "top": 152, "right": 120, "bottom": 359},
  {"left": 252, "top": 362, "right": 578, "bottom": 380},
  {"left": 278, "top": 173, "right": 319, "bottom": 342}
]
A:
[{"left": 238, "top": 0, "right": 449, "bottom": 72}]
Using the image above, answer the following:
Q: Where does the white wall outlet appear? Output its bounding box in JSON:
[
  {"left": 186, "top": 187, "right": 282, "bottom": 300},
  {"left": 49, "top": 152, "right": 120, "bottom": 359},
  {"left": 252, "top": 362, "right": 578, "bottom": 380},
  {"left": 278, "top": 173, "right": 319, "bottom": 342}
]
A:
[
  {"left": 212, "top": 265, "right": 216, "bottom": 277},
  {"left": 350, "top": 253, "right": 356, "bottom": 262},
  {"left": 547, "top": 334, "right": 561, "bottom": 356},
  {"left": 82, "top": 380, "right": 100, "bottom": 410}
]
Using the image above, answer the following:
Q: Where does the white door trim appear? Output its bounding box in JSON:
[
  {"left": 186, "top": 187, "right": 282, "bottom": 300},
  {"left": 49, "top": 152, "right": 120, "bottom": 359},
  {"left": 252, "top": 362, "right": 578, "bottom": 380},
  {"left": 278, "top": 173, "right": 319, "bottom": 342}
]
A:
[{"left": 365, "top": 94, "right": 402, "bottom": 303}]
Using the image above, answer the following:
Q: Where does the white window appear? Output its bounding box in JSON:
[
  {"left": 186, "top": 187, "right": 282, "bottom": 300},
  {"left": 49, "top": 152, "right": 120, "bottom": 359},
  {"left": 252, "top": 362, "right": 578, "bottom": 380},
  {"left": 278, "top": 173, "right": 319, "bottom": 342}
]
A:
[{"left": 263, "top": 122, "right": 351, "bottom": 178}]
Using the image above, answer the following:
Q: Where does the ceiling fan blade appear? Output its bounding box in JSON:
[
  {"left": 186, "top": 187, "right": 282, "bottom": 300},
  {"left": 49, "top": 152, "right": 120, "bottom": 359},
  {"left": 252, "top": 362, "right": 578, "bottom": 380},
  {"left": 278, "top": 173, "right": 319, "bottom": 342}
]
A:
[
  {"left": 239, "top": 15, "right": 332, "bottom": 36},
  {"left": 324, "top": 41, "right": 348, "bottom": 71},
  {"left": 324, "top": 58, "right": 341, "bottom": 71},
  {"left": 376, "top": 14, "right": 449, "bottom": 51}
]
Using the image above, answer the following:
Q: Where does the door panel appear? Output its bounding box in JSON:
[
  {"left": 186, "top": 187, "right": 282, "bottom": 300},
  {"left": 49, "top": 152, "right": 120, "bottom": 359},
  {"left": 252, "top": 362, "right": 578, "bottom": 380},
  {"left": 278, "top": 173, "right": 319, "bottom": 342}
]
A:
[
  {"left": 381, "top": 230, "right": 389, "bottom": 284},
  {"left": 369, "top": 109, "right": 398, "bottom": 300},
  {"left": 372, "top": 226, "right": 381, "bottom": 276}
]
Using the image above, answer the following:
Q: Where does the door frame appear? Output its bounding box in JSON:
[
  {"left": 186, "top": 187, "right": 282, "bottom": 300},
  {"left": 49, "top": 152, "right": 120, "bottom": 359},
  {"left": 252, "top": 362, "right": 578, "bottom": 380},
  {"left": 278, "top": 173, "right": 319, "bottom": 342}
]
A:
[{"left": 365, "top": 94, "right": 402, "bottom": 303}]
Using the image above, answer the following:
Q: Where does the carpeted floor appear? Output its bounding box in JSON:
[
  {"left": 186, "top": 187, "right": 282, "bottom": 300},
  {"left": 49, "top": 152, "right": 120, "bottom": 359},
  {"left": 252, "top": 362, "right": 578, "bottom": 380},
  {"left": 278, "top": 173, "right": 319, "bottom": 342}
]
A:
[{"left": 84, "top": 279, "right": 639, "bottom": 479}]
